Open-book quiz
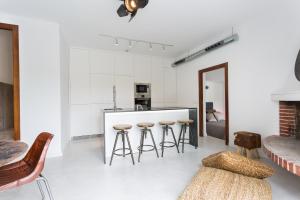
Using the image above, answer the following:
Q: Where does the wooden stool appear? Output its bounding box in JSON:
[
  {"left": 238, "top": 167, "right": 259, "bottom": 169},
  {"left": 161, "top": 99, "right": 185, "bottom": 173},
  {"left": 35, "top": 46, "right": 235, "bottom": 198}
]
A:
[
  {"left": 177, "top": 119, "right": 194, "bottom": 153},
  {"left": 234, "top": 131, "right": 261, "bottom": 159},
  {"left": 110, "top": 124, "right": 135, "bottom": 166},
  {"left": 159, "top": 121, "right": 180, "bottom": 157},
  {"left": 137, "top": 122, "right": 159, "bottom": 162}
]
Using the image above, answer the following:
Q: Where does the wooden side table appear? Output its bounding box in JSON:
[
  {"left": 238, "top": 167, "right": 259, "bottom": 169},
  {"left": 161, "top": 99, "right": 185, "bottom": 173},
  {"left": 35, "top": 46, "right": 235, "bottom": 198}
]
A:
[{"left": 234, "top": 131, "right": 261, "bottom": 159}]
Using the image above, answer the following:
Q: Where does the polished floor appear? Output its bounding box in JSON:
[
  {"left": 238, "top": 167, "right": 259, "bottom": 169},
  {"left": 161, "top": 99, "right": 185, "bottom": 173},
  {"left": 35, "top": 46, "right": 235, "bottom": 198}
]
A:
[{"left": 0, "top": 136, "right": 300, "bottom": 200}]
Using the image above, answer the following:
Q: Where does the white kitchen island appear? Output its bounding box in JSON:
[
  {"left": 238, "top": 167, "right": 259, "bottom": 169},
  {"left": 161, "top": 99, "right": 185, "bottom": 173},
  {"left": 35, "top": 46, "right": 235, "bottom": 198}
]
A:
[{"left": 102, "top": 107, "right": 198, "bottom": 164}]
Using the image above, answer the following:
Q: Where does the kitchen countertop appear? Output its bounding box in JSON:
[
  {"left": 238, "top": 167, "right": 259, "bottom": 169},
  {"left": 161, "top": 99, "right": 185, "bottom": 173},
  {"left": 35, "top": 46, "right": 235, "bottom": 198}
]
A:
[{"left": 103, "top": 107, "right": 197, "bottom": 113}]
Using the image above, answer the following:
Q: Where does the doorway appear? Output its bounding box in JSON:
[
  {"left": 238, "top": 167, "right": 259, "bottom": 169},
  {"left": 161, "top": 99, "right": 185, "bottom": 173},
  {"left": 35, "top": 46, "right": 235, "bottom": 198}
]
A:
[
  {"left": 0, "top": 22, "right": 20, "bottom": 140},
  {"left": 198, "top": 63, "right": 229, "bottom": 145}
]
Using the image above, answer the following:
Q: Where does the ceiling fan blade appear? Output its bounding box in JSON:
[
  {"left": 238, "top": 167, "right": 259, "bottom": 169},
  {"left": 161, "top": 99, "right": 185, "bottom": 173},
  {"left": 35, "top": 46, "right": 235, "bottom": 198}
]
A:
[
  {"left": 117, "top": 4, "right": 129, "bottom": 17},
  {"left": 137, "top": 0, "right": 148, "bottom": 8}
]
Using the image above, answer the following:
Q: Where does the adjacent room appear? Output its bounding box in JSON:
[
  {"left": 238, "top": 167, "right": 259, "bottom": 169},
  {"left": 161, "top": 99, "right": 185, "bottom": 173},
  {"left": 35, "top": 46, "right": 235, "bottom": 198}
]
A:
[{"left": 0, "top": 0, "right": 300, "bottom": 200}]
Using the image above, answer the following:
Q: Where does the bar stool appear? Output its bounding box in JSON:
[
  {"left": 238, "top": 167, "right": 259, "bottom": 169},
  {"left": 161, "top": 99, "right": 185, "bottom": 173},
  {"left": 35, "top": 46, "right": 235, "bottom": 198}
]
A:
[
  {"left": 137, "top": 122, "right": 159, "bottom": 162},
  {"left": 109, "top": 124, "right": 135, "bottom": 166},
  {"left": 159, "top": 121, "right": 180, "bottom": 157},
  {"left": 178, "top": 120, "right": 194, "bottom": 153}
]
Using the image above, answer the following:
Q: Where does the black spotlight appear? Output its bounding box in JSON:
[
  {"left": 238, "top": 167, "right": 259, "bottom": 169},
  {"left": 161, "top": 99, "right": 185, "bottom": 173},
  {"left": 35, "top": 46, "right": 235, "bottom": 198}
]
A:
[
  {"left": 117, "top": 4, "right": 129, "bottom": 17},
  {"left": 116, "top": 0, "right": 149, "bottom": 22}
]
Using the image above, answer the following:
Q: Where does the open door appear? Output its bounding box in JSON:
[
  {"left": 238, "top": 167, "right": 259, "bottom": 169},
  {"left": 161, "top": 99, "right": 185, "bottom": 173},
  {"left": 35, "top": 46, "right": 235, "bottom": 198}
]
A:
[
  {"left": 198, "top": 63, "right": 229, "bottom": 145},
  {"left": 0, "top": 22, "right": 20, "bottom": 140}
]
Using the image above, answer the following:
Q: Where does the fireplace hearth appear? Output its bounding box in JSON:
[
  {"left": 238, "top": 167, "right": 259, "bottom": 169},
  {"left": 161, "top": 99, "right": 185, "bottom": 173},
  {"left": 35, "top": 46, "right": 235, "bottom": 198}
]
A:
[{"left": 279, "top": 101, "right": 300, "bottom": 139}]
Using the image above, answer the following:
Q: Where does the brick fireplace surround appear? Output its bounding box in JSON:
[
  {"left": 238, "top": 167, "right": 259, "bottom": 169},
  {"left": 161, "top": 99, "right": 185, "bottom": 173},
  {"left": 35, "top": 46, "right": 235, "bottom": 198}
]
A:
[
  {"left": 263, "top": 101, "right": 300, "bottom": 176},
  {"left": 279, "top": 101, "right": 300, "bottom": 137}
]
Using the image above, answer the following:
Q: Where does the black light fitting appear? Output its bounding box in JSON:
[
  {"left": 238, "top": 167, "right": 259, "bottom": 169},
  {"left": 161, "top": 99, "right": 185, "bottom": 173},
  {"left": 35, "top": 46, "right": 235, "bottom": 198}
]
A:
[{"left": 117, "top": 0, "right": 149, "bottom": 22}]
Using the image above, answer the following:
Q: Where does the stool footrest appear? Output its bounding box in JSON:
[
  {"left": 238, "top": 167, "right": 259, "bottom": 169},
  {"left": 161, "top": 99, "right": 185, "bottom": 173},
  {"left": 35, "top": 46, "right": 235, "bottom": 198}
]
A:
[
  {"left": 113, "top": 148, "right": 132, "bottom": 157},
  {"left": 160, "top": 141, "right": 176, "bottom": 148},
  {"left": 138, "top": 145, "right": 155, "bottom": 152},
  {"left": 179, "top": 138, "right": 190, "bottom": 145}
]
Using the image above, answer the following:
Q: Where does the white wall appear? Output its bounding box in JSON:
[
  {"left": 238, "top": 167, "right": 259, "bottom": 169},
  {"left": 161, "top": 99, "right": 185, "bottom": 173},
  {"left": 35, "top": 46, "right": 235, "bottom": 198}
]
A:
[
  {"left": 0, "top": 29, "right": 12, "bottom": 84},
  {"left": 60, "top": 32, "right": 70, "bottom": 152},
  {"left": 70, "top": 47, "right": 176, "bottom": 137},
  {"left": 0, "top": 12, "right": 63, "bottom": 157},
  {"left": 176, "top": 7, "right": 300, "bottom": 146},
  {"left": 205, "top": 81, "right": 225, "bottom": 113}
]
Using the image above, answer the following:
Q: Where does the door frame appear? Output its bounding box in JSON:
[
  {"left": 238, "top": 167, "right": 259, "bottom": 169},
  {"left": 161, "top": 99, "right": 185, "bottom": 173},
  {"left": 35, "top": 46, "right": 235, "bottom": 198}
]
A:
[
  {"left": 0, "top": 22, "right": 20, "bottom": 140},
  {"left": 198, "top": 62, "right": 229, "bottom": 145}
]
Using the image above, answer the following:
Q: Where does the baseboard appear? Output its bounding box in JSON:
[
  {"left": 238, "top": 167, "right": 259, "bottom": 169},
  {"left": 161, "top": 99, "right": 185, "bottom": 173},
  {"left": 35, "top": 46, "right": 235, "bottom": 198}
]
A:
[{"left": 72, "top": 134, "right": 102, "bottom": 141}]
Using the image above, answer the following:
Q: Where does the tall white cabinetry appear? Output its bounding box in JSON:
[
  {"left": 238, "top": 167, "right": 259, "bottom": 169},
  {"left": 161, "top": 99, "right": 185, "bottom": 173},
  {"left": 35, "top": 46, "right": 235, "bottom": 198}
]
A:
[{"left": 70, "top": 47, "right": 177, "bottom": 137}]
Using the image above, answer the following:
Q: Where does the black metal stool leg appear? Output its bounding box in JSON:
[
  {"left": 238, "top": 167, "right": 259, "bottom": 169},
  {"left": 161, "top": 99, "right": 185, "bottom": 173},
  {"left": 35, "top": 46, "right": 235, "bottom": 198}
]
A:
[
  {"left": 122, "top": 132, "right": 125, "bottom": 157},
  {"left": 182, "top": 125, "right": 187, "bottom": 153},
  {"left": 161, "top": 126, "right": 166, "bottom": 157},
  {"left": 110, "top": 132, "right": 120, "bottom": 166},
  {"left": 149, "top": 129, "right": 159, "bottom": 158},
  {"left": 141, "top": 129, "right": 145, "bottom": 155},
  {"left": 170, "top": 127, "right": 180, "bottom": 153},
  {"left": 178, "top": 125, "right": 183, "bottom": 149},
  {"left": 125, "top": 132, "right": 135, "bottom": 165},
  {"left": 138, "top": 130, "right": 144, "bottom": 162}
]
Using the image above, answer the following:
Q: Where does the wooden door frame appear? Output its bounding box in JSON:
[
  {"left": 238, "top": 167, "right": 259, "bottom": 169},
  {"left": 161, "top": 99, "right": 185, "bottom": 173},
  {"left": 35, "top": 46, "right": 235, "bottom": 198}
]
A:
[
  {"left": 0, "top": 22, "right": 20, "bottom": 140},
  {"left": 198, "top": 62, "right": 229, "bottom": 145}
]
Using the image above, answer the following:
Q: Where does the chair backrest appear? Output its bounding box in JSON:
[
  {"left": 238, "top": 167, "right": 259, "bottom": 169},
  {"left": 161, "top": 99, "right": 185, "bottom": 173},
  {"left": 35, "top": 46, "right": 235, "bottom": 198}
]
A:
[{"left": 23, "top": 132, "right": 54, "bottom": 176}]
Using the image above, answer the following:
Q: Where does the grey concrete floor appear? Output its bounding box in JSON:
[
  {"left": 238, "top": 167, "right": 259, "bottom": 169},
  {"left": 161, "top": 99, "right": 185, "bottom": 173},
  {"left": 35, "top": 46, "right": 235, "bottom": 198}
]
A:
[{"left": 0, "top": 136, "right": 299, "bottom": 200}]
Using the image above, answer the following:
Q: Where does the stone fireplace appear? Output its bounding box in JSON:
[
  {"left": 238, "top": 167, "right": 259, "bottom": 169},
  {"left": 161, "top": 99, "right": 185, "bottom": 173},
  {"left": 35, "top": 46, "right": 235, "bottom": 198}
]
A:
[{"left": 279, "top": 101, "right": 300, "bottom": 138}]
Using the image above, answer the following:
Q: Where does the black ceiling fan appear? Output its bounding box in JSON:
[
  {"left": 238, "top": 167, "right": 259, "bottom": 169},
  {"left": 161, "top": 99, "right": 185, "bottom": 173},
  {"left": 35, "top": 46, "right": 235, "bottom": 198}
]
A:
[{"left": 117, "top": 0, "right": 149, "bottom": 22}]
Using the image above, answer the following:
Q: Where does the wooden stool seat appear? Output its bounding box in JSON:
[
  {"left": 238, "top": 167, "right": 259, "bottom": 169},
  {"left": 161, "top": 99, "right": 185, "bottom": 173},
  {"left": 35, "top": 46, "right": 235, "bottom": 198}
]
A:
[
  {"left": 178, "top": 119, "right": 194, "bottom": 125},
  {"left": 137, "top": 122, "right": 155, "bottom": 128},
  {"left": 113, "top": 124, "right": 132, "bottom": 131},
  {"left": 159, "top": 121, "right": 175, "bottom": 126}
]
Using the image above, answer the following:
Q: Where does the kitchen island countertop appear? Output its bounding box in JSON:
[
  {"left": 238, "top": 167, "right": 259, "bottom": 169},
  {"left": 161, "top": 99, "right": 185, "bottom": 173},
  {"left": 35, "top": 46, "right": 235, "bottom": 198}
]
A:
[{"left": 103, "top": 107, "right": 197, "bottom": 113}]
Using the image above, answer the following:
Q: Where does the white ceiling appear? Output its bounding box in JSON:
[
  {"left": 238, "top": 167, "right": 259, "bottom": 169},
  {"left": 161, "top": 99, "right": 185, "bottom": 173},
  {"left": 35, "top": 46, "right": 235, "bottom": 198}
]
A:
[{"left": 0, "top": 0, "right": 274, "bottom": 57}]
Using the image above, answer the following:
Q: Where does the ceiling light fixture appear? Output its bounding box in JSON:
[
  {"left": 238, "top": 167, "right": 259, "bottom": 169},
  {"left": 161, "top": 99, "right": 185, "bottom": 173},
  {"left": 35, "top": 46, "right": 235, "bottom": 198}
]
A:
[
  {"left": 114, "top": 38, "right": 119, "bottom": 46},
  {"left": 99, "top": 34, "right": 174, "bottom": 51},
  {"left": 128, "top": 40, "right": 133, "bottom": 48},
  {"left": 117, "top": 0, "right": 149, "bottom": 22},
  {"left": 149, "top": 43, "right": 153, "bottom": 51}
]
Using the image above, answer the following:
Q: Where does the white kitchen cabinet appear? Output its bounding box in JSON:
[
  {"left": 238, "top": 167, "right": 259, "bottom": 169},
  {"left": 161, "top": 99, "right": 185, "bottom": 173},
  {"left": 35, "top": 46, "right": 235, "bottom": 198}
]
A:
[
  {"left": 70, "top": 105, "right": 91, "bottom": 137},
  {"left": 90, "top": 50, "right": 114, "bottom": 75},
  {"left": 164, "top": 67, "right": 177, "bottom": 103},
  {"left": 90, "top": 74, "right": 114, "bottom": 104},
  {"left": 151, "top": 64, "right": 164, "bottom": 102},
  {"left": 115, "top": 76, "right": 134, "bottom": 107},
  {"left": 133, "top": 55, "right": 151, "bottom": 83},
  {"left": 70, "top": 48, "right": 90, "bottom": 104},
  {"left": 115, "top": 52, "right": 133, "bottom": 76}
]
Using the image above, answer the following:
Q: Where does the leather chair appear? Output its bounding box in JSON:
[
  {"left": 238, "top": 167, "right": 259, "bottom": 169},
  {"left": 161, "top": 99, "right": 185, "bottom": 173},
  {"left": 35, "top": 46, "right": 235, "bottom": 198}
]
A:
[{"left": 0, "top": 132, "right": 54, "bottom": 200}]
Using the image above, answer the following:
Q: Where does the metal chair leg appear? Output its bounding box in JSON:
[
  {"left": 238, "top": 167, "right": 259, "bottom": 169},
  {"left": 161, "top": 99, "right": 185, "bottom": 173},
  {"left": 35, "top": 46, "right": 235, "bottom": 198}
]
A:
[
  {"left": 141, "top": 130, "right": 145, "bottom": 155},
  {"left": 36, "top": 180, "right": 45, "bottom": 200},
  {"left": 149, "top": 129, "right": 159, "bottom": 158},
  {"left": 38, "top": 175, "right": 54, "bottom": 200},
  {"left": 110, "top": 133, "right": 120, "bottom": 166},
  {"left": 182, "top": 125, "right": 186, "bottom": 153},
  {"left": 122, "top": 133, "right": 125, "bottom": 157},
  {"left": 170, "top": 127, "right": 180, "bottom": 153},
  {"left": 125, "top": 133, "right": 135, "bottom": 165},
  {"left": 138, "top": 130, "right": 144, "bottom": 162},
  {"left": 161, "top": 126, "right": 166, "bottom": 157},
  {"left": 178, "top": 125, "right": 183, "bottom": 148}
]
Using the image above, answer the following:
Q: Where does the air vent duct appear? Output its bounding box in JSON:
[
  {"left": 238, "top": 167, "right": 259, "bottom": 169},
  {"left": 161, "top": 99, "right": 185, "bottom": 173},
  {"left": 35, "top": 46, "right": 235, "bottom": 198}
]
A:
[{"left": 172, "top": 34, "right": 239, "bottom": 67}]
